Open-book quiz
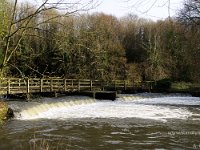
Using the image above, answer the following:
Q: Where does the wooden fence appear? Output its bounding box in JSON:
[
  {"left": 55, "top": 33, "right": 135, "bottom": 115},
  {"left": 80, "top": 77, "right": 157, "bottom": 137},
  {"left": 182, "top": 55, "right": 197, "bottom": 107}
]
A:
[{"left": 0, "top": 78, "right": 155, "bottom": 95}]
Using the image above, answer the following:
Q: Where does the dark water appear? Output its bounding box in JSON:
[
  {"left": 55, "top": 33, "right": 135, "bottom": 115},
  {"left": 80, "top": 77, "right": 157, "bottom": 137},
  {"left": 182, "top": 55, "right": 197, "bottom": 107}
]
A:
[{"left": 0, "top": 94, "right": 200, "bottom": 150}]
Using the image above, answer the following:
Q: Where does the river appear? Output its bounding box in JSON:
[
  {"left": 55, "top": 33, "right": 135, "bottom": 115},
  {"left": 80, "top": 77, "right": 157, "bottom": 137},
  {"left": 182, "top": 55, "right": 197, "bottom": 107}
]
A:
[{"left": 0, "top": 93, "right": 200, "bottom": 150}]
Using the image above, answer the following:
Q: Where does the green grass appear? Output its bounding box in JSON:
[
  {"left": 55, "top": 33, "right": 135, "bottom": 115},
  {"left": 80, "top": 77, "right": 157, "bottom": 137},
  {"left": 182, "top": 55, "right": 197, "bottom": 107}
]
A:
[{"left": 171, "top": 82, "right": 200, "bottom": 91}]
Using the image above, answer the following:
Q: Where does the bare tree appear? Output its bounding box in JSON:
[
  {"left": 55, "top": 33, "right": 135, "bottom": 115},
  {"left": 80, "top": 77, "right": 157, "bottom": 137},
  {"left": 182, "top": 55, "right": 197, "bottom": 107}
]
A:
[
  {"left": 178, "top": 0, "right": 200, "bottom": 25},
  {"left": 0, "top": 0, "right": 97, "bottom": 76}
]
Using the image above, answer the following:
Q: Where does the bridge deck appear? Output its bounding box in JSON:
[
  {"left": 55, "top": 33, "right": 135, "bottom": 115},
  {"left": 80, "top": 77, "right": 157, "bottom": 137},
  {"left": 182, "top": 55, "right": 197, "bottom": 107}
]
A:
[{"left": 0, "top": 78, "right": 155, "bottom": 96}]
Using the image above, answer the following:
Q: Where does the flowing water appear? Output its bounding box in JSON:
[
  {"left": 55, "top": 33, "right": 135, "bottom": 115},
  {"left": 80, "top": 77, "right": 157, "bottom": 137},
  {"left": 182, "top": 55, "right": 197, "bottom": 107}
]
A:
[{"left": 0, "top": 93, "right": 200, "bottom": 150}]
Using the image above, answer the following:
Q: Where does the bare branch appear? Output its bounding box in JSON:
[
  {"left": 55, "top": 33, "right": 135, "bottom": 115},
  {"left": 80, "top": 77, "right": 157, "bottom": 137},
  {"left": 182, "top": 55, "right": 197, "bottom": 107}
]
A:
[
  {"left": 177, "top": 0, "right": 200, "bottom": 25},
  {"left": 122, "top": 0, "right": 172, "bottom": 19},
  {"left": 1, "top": 0, "right": 98, "bottom": 74}
]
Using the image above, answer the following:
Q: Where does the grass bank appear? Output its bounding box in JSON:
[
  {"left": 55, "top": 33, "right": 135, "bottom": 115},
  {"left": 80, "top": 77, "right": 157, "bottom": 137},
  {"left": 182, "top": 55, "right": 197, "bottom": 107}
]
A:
[
  {"left": 170, "top": 82, "right": 200, "bottom": 96},
  {"left": 171, "top": 82, "right": 200, "bottom": 91},
  {"left": 153, "top": 79, "right": 200, "bottom": 96},
  {"left": 0, "top": 100, "right": 8, "bottom": 125}
]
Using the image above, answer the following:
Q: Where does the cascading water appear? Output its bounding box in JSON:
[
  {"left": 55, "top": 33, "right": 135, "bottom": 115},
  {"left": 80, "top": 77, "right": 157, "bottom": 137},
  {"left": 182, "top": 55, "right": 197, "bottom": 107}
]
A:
[
  {"left": 13, "top": 97, "right": 97, "bottom": 120},
  {"left": 1, "top": 93, "right": 200, "bottom": 150},
  {"left": 12, "top": 93, "right": 200, "bottom": 122}
]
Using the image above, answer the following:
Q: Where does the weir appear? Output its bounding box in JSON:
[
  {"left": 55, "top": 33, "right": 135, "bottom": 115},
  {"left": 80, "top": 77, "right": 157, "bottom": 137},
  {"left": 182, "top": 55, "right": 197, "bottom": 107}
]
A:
[
  {"left": 10, "top": 93, "right": 200, "bottom": 121},
  {"left": 18, "top": 98, "right": 96, "bottom": 120}
]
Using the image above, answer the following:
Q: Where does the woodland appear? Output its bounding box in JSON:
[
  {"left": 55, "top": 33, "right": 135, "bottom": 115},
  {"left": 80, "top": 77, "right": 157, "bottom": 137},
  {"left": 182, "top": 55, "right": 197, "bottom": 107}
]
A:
[{"left": 0, "top": 0, "right": 199, "bottom": 83}]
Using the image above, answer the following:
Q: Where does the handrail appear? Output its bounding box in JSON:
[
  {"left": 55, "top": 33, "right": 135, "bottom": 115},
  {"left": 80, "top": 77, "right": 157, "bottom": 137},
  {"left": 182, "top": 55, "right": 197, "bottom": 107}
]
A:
[{"left": 0, "top": 78, "right": 155, "bottom": 95}]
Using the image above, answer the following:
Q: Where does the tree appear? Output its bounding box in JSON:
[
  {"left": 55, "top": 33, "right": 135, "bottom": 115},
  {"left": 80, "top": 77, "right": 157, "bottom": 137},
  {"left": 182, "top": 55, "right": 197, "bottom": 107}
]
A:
[
  {"left": 0, "top": 0, "right": 10, "bottom": 73},
  {"left": 0, "top": 0, "right": 97, "bottom": 77},
  {"left": 142, "top": 22, "right": 166, "bottom": 80},
  {"left": 177, "top": 0, "right": 200, "bottom": 82},
  {"left": 178, "top": 0, "right": 200, "bottom": 25},
  {"left": 121, "top": 15, "right": 148, "bottom": 63},
  {"left": 87, "top": 13, "right": 127, "bottom": 80}
]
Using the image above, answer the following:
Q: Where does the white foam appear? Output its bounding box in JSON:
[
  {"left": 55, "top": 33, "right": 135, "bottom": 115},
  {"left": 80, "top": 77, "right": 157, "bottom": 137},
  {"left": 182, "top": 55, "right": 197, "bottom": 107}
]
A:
[
  {"left": 18, "top": 97, "right": 195, "bottom": 122},
  {"left": 18, "top": 98, "right": 96, "bottom": 120},
  {"left": 120, "top": 95, "right": 200, "bottom": 106}
]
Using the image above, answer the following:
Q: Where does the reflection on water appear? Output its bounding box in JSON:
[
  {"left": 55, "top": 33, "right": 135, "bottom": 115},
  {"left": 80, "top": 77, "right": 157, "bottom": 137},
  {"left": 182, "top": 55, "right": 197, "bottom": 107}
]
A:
[{"left": 0, "top": 93, "right": 200, "bottom": 150}]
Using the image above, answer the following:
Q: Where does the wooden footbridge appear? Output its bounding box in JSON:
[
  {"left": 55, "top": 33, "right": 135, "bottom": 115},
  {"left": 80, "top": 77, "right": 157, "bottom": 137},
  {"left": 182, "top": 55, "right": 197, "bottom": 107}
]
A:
[{"left": 0, "top": 78, "right": 155, "bottom": 99}]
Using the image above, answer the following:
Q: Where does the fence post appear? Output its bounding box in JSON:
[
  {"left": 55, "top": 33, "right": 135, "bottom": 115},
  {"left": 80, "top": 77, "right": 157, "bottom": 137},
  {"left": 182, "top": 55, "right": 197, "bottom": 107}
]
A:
[
  {"left": 124, "top": 80, "right": 127, "bottom": 91},
  {"left": 26, "top": 78, "right": 30, "bottom": 94},
  {"left": 40, "top": 79, "right": 43, "bottom": 92},
  {"left": 19, "top": 79, "right": 21, "bottom": 87},
  {"left": 78, "top": 80, "right": 80, "bottom": 92},
  {"left": 7, "top": 79, "right": 10, "bottom": 95},
  {"left": 90, "top": 80, "right": 93, "bottom": 91},
  {"left": 101, "top": 81, "right": 104, "bottom": 91},
  {"left": 50, "top": 78, "right": 53, "bottom": 92},
  {"left": 64, "top": 79, "right": 67, "bottom": 92}
]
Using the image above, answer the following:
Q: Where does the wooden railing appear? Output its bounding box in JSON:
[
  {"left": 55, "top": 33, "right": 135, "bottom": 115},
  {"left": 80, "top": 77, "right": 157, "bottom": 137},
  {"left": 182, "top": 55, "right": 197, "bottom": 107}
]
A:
[{"left": 0, "top": 78, "right": 155, "bottom": 95}]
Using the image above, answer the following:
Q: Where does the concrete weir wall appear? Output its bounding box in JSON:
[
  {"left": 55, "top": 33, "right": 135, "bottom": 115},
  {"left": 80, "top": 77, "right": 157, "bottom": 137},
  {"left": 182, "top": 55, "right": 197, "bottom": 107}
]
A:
[
  {"left": 94, "top": 91, "right": 116, "bottom": 101},
  {"left": 79, "top": 91, "right": 116, "bottom": 101},
  {"left": 63, "top": 91, "right": 117, "bottom": 101}
]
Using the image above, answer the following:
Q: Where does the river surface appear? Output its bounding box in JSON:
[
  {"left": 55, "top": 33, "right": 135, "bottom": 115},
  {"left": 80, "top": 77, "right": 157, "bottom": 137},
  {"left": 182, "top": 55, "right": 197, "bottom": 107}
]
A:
[{"left": 0, "top": 93, "right": 200, "bottom": 150}]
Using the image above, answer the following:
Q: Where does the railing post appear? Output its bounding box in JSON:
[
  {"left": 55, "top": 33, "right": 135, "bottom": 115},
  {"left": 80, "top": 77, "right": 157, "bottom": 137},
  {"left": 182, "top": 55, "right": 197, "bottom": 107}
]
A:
[
  {"left": 64, "top": 79, "right": 67, "bottom": 92},
  {"left": 90, "top": 80, "right": 93, "bottom": 91},
  {"left": 26, "top": 78, "right": 30, "bottom": 100},
  {"left": 124, "top": 80, "right": 127, "bottom": 91},
  {"left": 101, "top": 81, "right": 104, "bottom": 91},
  {"left": 18, "top": 79, "right": 20, "bottom": 92},
  {"left": 7, "top": 79, "right": 10, "bottom": 95},
  {"left": 78, "top": 80, "right": 80, "bottom": 92},
  {"left": 50, "top": 78, "right": 53, "bottom": 92},
  {"left": 40, "top": 79, "right": 43, "bottom": 92},
  {"left": 27, "top": 78, "right": 30, "bottom": 94},
  {"left": 71, "top": 79, "right": 74, "bottom": 91}
]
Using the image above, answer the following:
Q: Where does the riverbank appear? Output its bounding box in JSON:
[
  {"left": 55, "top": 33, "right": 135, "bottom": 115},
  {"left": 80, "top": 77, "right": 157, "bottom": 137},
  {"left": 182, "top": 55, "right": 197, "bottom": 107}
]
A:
[
  {"left": 169, "top": 82, "right": 200, "bottom": 97},
  {"left": 0, "top": 101, "right": 8, "bottom": 125}
]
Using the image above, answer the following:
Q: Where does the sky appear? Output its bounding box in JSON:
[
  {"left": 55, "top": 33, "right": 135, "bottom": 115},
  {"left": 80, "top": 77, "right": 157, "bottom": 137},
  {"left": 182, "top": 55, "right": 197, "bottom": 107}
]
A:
[
  {"left": 20, "top": 0, "right": 185, "bottom": 21},
  {"left": 92, "top": 0, "right": 185, "bottom": 20}
]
